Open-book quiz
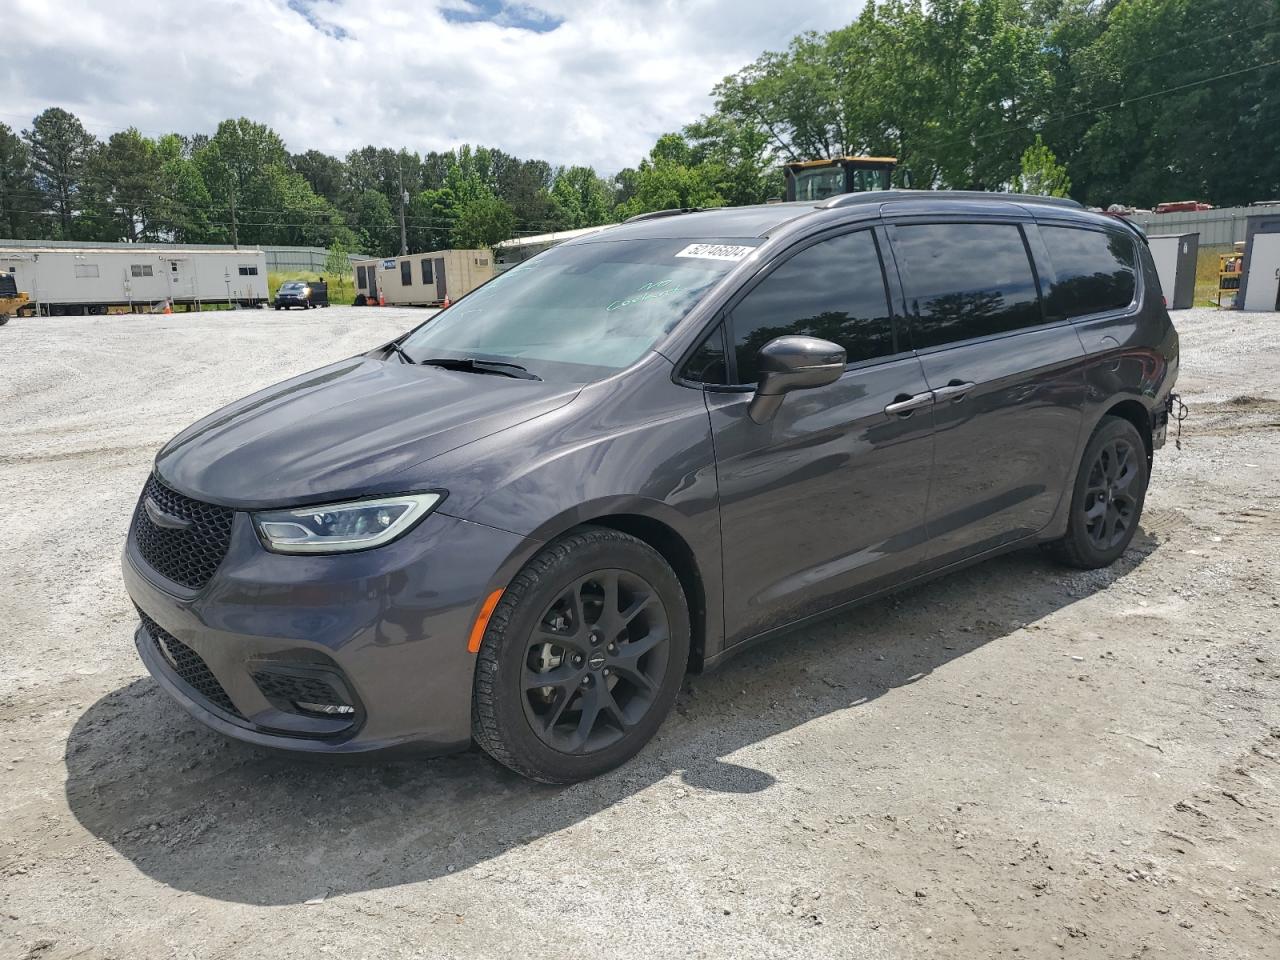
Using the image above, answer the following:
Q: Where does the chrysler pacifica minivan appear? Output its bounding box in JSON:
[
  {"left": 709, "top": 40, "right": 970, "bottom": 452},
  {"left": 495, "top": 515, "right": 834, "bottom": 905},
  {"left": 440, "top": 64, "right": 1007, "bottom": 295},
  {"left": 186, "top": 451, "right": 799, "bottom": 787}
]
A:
[{"left": 123, "top": 191, "right": 1179, "bottom": 782}]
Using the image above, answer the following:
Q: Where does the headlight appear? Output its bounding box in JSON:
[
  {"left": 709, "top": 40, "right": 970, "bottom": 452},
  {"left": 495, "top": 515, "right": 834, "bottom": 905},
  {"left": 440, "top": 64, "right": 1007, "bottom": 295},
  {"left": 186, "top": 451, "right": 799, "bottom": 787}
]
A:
[{"left": 253, "top": 492, "right": 443, "bottom": 554}]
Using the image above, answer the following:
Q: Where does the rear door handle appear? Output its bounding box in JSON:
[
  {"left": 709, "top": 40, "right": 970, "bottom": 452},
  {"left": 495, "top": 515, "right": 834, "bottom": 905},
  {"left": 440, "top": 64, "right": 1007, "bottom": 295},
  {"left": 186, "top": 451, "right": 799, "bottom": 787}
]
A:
[
  {"left": 884, "top": 391, "right": 935, "bottom": 417},
  {"left": 932, "top": 380, "right": 976, "bottom": 403}
]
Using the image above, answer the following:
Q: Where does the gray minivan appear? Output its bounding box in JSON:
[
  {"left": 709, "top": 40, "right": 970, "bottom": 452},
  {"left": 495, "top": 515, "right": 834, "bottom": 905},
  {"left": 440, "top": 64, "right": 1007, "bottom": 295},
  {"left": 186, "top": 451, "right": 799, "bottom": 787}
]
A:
[{"left": 124, "top": 191, "right": 1179, "bottom": 782}]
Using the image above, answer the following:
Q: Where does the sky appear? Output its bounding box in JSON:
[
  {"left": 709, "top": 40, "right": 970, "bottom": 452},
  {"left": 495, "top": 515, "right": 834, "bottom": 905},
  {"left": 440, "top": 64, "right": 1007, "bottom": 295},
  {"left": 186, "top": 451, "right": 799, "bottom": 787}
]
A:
[{"left": 3, "top": 0, "right": 862, "bottom": 174}]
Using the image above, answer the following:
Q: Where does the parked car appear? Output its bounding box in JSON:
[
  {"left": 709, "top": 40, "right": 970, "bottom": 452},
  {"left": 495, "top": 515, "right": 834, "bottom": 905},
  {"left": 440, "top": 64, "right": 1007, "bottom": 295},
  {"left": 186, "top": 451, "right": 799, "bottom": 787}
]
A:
[
  {"left": 123, "top": 191, "right": 1179, "bottom": 782},
  {"left": 273, "top": 279, "right": 328, "bottom": 309}
]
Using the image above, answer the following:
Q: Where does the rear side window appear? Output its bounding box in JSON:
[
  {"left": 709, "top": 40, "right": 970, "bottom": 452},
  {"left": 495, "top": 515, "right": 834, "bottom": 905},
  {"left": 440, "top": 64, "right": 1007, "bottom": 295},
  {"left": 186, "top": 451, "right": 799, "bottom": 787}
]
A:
[
  {"left": 729, "top": 230, "right": 894, "bottom": 383},
  {"left": 895, "top": 223, "right": 1043, "bottom": 349},
  {"left": 1040, "top": 226, "right": 1136, "bottom": 318}
]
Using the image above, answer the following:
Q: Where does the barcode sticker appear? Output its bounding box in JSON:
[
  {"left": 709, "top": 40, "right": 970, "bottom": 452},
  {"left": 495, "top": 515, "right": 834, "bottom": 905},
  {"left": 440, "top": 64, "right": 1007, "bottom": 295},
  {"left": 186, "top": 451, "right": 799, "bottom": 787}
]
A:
[{"left": 674, "top": 243, "right": 754, "bottom": 262}]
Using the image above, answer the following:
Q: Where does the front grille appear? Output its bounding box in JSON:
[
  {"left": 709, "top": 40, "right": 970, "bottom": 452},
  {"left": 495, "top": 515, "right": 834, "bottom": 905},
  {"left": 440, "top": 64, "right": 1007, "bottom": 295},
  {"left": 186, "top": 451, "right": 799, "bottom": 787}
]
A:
[
  {"left": 131, "top": 474, "right": 234, "bottom": 590},
  {"left": 139, "top": 611, "right": 243, "bottom": 719}
]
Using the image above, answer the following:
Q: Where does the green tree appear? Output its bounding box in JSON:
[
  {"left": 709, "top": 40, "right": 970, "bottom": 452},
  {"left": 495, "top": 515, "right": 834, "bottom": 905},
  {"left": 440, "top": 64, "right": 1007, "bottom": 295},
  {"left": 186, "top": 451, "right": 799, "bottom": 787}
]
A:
[
  {"left": 614, "top": 135, "right": 729, "bottom": 219},
  {"left": 0, "top": 123, "right": 41, "bottom": 238},
  {"left": 24, "top": 107, "right": 95, "bottom": 238},
  {"left": 155, "top": 134, "right": 221, "bottom": 243},
  {"left": 550, "top": 165, "right": 613, "bottom": 228},
  {"left": 1012, "top": 135, "right": 1072, "bottom": 196},
  {"left": 79, "top": 128, "right": 163, "bottom": 241},
  {"left": 451, "top": 193, "right": 516, "bottom": 248}
]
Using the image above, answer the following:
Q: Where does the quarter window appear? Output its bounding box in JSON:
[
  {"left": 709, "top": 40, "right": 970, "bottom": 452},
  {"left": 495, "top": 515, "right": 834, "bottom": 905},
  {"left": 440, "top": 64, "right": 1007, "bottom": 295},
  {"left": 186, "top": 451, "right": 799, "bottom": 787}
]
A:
[
  {"left": 729, "top": 230, "right": 894, "bottom": 384},
  {"left": 401, "top": 260, "right": 412, "bottom": 286},
  {"left": 895, "top": 223, "right": 1043, "bottom": 349},
  {"left": 421, "top": 258, "right": 433, "bottom": 284},
  {"left": 683, "top": 323, "right": 728, "bottom": 385},
  {"left": 1040, "top": 226, "right": 1136, "bottom": 318}
]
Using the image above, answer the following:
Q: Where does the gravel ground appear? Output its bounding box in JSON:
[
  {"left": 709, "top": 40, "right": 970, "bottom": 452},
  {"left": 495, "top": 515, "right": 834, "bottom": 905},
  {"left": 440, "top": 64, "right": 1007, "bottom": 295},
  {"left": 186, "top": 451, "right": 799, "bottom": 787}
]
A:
[{"left": 1, "top": 305, "right": 1278, "bottom": 960}]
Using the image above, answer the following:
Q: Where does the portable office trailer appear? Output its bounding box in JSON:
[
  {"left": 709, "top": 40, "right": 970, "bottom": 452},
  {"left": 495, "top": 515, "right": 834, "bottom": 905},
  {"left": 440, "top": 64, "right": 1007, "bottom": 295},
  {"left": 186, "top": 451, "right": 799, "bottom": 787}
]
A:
[
  {"left": 1147, "top": 233, "right": 1199, "bottom": 310},
  {"left": 0, "top": 246, "right": 268, "bottom": 315},
  {"left": 353, "top": 249, "right": 494, "bottom": 307}
]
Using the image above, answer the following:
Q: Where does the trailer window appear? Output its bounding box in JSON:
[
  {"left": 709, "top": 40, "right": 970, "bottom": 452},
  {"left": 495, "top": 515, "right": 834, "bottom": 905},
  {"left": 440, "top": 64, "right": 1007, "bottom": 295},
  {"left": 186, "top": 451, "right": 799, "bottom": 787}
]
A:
[
  {"left": 74, "top": 264, "right": 99, "bottom": 279},
  {"left": 130, "top": 264, "right": 153, "bottom": 277},
  {"left": 401, "top": 261, "right": 412, "bottom": 286},
  {"left": 238, "top": 265, "right": 258, "bottom": 276},
  {"left": 357, "top": 265, "right": 367, "bottom": 289},
  {"left": 421, "top": 259, "right": 433, "bottom": 285}
]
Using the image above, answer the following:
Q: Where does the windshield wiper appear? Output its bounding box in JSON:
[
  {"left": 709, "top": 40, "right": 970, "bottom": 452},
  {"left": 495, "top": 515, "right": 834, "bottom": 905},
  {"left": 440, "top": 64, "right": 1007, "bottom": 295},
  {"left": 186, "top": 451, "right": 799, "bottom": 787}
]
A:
[
  {"left": 419, "top": 357, "right": 542, "bottom": 380},
  {"left": 385, "top": 341, "right": 416, "bottom": 364}
]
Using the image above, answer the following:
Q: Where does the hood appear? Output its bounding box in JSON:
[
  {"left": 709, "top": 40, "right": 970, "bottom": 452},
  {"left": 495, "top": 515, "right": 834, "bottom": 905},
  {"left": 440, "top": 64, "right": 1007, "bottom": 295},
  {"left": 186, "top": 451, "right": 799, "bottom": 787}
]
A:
[{"left": 155, "top": 356, "right": 580, "bottom": 508}]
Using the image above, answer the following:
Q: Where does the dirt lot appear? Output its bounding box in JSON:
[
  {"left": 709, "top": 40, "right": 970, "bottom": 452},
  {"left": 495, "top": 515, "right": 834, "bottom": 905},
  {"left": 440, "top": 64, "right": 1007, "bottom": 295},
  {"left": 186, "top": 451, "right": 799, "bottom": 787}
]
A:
[{"left": 2, "top": 305, "right": 1277, "bottom": 960}]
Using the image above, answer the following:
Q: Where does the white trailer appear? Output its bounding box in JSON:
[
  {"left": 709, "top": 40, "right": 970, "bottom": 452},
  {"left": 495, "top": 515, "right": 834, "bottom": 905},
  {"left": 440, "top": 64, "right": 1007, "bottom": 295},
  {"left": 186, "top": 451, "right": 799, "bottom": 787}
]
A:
[{"left": 0, "top": 245, "right": 269, "bottom": 315}]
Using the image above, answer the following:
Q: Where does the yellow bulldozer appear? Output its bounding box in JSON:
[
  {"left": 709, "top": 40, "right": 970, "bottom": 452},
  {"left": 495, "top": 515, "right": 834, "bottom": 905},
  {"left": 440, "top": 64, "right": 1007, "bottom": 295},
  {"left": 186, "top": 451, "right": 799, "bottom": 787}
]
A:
[{"left": 0, "top": 274, "right": 28, "bottom": 325}]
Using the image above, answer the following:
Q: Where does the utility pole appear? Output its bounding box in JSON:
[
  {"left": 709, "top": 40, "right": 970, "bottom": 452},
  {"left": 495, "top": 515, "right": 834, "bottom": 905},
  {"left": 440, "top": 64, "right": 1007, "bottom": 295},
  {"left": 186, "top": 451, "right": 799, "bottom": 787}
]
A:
[
  {"left": 398, "top": 162, "right": 408, "bottom": 256},
  {"left": 229, "top": 191, "right": 239, "bottom": 249}
]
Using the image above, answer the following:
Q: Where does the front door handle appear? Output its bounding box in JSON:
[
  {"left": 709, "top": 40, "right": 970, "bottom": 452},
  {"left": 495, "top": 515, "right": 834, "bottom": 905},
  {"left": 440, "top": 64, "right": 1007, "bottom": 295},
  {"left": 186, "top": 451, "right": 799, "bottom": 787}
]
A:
[
  {"left": 884, "top": 391, "right": 935, "bottom": 417},
  {"left": 933, "top": 380, "right": 976, "bottom": 403}
]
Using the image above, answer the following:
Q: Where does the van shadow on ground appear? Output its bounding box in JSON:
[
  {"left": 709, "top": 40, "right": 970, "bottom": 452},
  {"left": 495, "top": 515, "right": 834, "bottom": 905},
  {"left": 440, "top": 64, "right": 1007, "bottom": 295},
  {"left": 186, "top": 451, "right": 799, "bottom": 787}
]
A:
[{"left": 64, "top": 534, "right": 1157, "bottom": 905}]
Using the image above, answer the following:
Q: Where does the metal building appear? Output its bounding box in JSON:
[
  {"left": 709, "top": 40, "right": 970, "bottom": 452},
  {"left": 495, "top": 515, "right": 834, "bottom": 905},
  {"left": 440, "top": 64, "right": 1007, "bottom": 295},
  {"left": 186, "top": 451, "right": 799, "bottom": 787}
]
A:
[{"left": 493, "top": 225, "right": 612, "bottom": 272}]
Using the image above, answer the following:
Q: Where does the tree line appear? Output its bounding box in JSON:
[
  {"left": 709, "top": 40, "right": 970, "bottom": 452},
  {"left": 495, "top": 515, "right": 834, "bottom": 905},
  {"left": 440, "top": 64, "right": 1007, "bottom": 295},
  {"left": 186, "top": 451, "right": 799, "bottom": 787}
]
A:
[{"left": 1, "top": 0, "right": 1274, "bottom": 257}]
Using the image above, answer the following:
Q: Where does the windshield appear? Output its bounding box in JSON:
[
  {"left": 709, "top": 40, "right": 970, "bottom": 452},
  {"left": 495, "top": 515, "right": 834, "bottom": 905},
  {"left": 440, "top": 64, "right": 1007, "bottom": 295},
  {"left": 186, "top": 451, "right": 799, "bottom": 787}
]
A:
[
  {"left": 280, "top": 281, "right": 307, "bottom": 293},
  {"left": 792, "top": 167, "right": 846, "bottom": 201},
  {"left": 399, "top": 237, "right": 760, "bottom": 382}
]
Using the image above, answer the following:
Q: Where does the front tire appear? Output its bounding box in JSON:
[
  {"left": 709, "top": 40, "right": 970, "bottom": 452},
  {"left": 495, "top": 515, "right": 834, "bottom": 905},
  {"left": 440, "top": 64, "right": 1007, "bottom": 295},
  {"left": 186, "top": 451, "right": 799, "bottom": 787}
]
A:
[
  {"left": 1046, "top": 415, "right": 1149, "bottom": 569},
  {"left": 472, "top": 526, "right": 690, "bottom": 783}
]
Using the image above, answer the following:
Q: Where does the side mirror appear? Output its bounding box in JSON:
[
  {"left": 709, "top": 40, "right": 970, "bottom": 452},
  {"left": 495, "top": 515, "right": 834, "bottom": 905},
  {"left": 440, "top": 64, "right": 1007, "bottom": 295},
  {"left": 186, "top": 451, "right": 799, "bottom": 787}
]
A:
[{"left": 748, "top": 335, "right": 846, "bottom": 424}]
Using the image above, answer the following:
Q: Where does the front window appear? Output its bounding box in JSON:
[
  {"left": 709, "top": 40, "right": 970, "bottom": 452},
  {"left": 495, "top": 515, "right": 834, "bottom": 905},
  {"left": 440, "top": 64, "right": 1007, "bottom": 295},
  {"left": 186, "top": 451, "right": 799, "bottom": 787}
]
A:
[
  {"left": 399, "top": 238, "right": 760, "bottom": 382},
  {"left": 280, "top": 282, "right": 307, "bottom": 294}
]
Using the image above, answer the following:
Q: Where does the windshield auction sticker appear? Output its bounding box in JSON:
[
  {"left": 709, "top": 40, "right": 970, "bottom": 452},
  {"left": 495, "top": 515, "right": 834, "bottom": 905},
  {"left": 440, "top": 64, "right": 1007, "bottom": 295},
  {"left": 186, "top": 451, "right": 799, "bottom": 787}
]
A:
[{"left": 674, "top": 243, "right": 754, "bottom": 262}]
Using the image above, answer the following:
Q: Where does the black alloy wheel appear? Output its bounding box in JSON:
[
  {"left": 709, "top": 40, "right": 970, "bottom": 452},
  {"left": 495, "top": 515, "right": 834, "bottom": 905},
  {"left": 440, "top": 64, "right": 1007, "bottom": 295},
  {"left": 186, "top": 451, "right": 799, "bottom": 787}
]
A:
[
  {"left": 1083, "top": 436, "right": 1138, "bottom": 550},
  {"left": 1046, "top": 415, "right": 1149, "bottom": 569},
  {"left": 472, "top": 526, "right": 690, "bottom": 783},
  {"left": 521, "top": 570, "right": 671, "bottom": 754}
]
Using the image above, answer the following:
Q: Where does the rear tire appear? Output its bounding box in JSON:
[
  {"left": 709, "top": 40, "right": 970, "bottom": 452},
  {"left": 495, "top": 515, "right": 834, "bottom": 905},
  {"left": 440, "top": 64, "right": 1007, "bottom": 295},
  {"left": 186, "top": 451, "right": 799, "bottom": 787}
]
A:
[
  {"left": 1045, "top": 416, "right": 1149, "bottom": 569},
  {"left": 472, "top": 526, "right": 690, "bottom": 783}
]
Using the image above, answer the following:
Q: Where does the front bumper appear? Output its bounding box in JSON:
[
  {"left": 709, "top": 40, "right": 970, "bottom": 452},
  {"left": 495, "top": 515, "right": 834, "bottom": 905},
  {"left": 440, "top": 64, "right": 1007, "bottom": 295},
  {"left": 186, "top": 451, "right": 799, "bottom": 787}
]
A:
[{"left": 123, "top": 508, "right": 531, "bottom": 753}]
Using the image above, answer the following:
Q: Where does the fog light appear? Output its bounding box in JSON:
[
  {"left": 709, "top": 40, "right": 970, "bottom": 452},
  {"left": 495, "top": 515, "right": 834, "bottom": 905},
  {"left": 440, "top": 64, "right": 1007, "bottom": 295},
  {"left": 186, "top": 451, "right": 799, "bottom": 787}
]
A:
[{"left": 295, "top": 701, "right": 355, "bottom": 715}]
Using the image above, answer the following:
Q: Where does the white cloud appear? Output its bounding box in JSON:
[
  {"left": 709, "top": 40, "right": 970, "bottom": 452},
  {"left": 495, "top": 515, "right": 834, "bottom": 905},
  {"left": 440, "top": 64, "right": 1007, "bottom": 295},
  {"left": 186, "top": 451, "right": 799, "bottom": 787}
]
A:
[{"left": 2, "top": 0, "right": 861, "bottom": 173}]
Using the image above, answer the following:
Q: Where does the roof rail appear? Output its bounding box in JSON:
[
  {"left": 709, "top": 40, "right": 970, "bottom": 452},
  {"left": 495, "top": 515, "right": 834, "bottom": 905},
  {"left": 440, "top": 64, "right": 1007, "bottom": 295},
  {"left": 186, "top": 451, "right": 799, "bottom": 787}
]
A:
[
  {"left": 622, "top": 207, "right": 703, "bottom": 224},
  {"left": 820, "top": 189, "right": 1084, "bottom": 211}
]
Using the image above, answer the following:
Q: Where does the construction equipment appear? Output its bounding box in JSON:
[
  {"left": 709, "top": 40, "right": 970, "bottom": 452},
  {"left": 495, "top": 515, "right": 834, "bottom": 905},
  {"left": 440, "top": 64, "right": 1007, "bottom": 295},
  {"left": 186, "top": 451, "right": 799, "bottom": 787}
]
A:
[
  {"left": 783, "top": 156, "right": 898, "bottom": 202},
  {"left": 0, "top": 273, "right": 29, "bottom": 325}
]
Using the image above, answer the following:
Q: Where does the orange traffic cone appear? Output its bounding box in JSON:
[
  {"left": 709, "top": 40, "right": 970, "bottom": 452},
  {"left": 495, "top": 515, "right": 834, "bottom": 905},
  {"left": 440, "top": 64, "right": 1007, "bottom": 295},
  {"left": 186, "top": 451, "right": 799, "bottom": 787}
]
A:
[
  {"left": 163, "top": 299, "right": 172, "bottom": 314},
  {"left": 378, "top": 292, "right": 385, "bottom": 307},
  {"left": 441, "top": 296, "right": 451, "bottom": 308}
]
